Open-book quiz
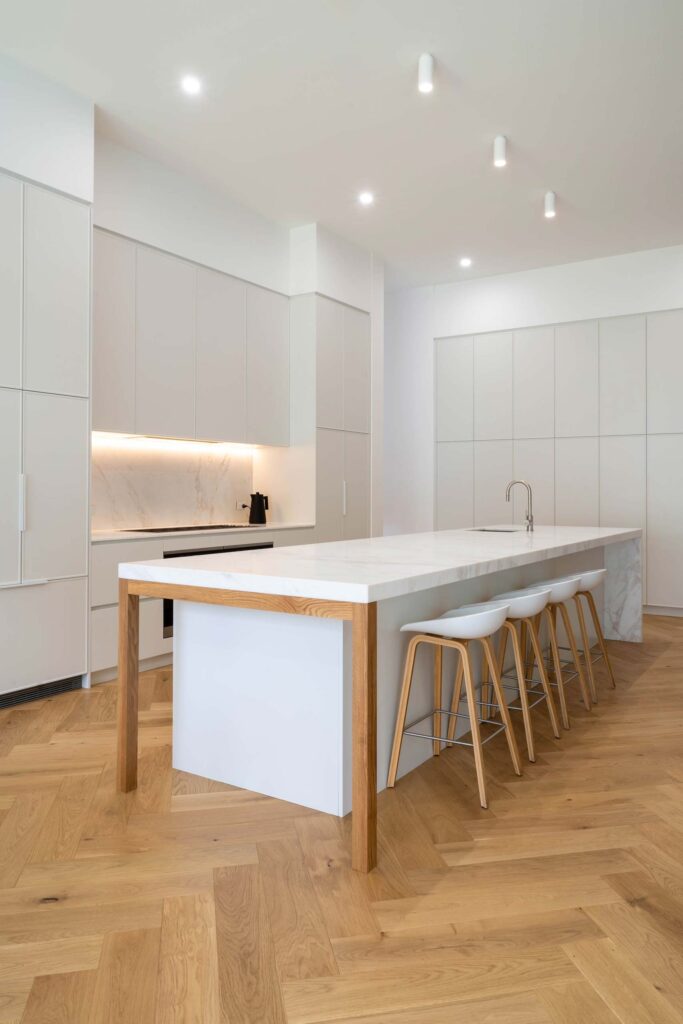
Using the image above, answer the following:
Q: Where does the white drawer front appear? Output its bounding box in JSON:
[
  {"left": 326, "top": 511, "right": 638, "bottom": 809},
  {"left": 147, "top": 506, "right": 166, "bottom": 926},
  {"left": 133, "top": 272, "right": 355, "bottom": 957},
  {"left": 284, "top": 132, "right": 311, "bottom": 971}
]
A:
[
  {"left": 91, "top": 600, "right": 172, "bottom": 673},
  {"left": 91, "top": 540, "right": 163, "bottom": 608}
]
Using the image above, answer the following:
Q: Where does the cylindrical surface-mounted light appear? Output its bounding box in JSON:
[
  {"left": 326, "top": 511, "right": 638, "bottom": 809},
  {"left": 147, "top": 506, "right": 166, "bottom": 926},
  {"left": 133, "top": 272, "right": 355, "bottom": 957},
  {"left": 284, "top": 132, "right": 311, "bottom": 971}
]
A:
[
  {"left": 493, "top": 135, "right": 507, "bottom": 167},
  {"left": 418, "top": 53, "right": 434, "bottom": 93},
  {"left": 544, "top": 191, "right": 557, "bottom": 218}
]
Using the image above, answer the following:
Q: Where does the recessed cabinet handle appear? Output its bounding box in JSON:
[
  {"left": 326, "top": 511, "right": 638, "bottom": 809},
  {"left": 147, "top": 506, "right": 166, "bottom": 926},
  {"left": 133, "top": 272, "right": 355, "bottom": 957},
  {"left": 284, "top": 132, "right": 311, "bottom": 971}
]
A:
[
  {"left": 342, "top": 480, "right": 347, "bottom": 516},
  {"left": 18, "top": 474, "right": 26, "bottom": 532}
]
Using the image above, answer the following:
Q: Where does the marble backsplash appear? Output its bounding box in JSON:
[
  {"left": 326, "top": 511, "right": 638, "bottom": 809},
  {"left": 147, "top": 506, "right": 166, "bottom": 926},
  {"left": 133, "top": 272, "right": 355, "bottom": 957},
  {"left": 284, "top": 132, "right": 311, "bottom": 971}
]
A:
[{"left": 91, "top": 440, "right": 254, "bottom": 531}]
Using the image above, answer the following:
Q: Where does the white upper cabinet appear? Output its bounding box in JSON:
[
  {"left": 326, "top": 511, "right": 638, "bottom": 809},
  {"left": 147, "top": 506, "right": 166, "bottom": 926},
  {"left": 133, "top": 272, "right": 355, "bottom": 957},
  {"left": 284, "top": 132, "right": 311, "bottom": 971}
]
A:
[
  {"left": 135, "top": 246, "right": 196, "bottom": 440},
  {"left": 474, "top": 332, "right": 512, "bottom": 440},
  {"left": 555, "top": 321, "right": 599, "bottom": 437},
  {"left": 599, "top": 315, "right": 646, "bottom": 435},
  {"left": 23, "top": 185, "right": 90, "bottom": 398},
  {"left": 513, "top": 327, "right": 554, "bottom": 438},
  {"left": 22, "top": 392, "right": 88, "bottom": 582},
  {"left": 0, "top": 388, "right": 21, "bottom": 586},
  {"left": 646, "top": 309, "right": 683, "bottom": 434},
  {"left": 436, "top": 336, "right": 473, "bottom": 442},
  {"left": 316, "top": 297, "right": 344, "bottom": 430},
  {"left": 92, "top": 230, "right": 136, "bottom": 433},
  {"left": 0, "top": 175, "right": 22, "bottom": 390},
  {"left": 343, "top": 306, "right": 371, "bottom": 434},
  {"left": 195, "top": 268, "right": 247, "bottom": 442},
  {"left": 343, "top": 430, "right": 370, "bottom": 539},
  {"left": 246, "top": 285, "right": 290, "bottom": 446}
]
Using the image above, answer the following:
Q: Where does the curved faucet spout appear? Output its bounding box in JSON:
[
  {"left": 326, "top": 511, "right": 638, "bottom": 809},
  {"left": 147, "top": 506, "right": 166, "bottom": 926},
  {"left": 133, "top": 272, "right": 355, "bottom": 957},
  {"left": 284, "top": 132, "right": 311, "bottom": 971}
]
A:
[{"left": 505, "top": 480, "right": 534, "bottom": 532}]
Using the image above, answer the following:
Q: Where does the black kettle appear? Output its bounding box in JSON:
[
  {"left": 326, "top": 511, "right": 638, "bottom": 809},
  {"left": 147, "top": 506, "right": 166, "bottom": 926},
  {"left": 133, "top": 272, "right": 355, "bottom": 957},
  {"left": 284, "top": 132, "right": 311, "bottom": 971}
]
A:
[{"left": 248, "top": 492, "right": 269, "bottom": 525}]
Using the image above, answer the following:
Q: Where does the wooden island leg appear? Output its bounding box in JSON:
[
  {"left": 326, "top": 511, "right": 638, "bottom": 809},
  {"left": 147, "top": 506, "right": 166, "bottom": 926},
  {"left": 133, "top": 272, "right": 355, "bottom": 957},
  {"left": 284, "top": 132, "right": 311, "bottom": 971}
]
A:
[
  {"left": 117, "top": 578, "right": 140, "bottom": 792},
  {"left": 351, "top": 602, "right": 377, "bottom": 873}
]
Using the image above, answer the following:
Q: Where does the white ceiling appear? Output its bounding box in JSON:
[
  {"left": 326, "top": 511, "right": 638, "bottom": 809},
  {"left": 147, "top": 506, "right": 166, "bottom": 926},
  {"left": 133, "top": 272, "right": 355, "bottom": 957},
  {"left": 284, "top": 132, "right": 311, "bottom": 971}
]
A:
[{"left": 2, "top": 0, "right": 683, "bottom": 286}]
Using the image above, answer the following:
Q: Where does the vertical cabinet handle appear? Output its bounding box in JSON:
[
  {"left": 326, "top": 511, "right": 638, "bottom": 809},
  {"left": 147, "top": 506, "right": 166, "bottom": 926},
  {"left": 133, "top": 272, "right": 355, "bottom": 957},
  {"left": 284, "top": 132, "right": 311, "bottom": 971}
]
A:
[
  {"left": 18, "top": 474, "right": 26, "bottom": 532},
  {"left": 342, "top": 480, "right": 347, "bottom": 516}
]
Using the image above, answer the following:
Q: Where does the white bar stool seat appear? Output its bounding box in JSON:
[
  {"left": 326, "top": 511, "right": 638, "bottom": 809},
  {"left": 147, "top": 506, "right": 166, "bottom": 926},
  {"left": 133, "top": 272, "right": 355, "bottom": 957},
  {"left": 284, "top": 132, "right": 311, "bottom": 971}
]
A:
[{"left": 388, "top": 600, "right": 522, "bottom": 809}]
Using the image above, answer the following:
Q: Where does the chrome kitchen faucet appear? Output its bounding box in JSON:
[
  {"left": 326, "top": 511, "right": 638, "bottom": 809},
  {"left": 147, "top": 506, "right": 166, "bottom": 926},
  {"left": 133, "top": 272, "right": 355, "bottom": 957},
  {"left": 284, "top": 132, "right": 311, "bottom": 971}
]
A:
[{"left": 506, "top": 480, "right": 534, "bottom": 532}]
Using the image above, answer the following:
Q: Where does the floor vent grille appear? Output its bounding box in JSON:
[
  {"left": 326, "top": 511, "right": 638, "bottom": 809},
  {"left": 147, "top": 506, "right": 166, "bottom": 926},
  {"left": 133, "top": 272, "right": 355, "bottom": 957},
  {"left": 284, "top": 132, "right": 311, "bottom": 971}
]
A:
[{"left": 0, "top": 676, "right": 82, "bottom": 709}]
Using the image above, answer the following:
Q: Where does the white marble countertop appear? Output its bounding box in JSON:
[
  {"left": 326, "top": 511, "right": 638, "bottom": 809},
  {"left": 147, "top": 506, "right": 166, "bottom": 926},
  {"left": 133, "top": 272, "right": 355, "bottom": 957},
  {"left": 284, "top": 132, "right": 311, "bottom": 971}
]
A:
[
  {"left": 119, "top": 525, "right": 641, "bottom": 604},
  {"left": 92, "top": 523, "right": 314, "bottom": 543}
]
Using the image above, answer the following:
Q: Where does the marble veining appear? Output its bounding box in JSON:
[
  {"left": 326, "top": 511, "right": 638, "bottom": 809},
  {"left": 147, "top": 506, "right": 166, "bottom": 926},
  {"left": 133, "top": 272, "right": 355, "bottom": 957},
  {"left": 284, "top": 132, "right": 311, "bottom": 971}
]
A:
[
  {"left": 119, "top": 525, "right": 642, "bottom": 605},
  {"left": 92, "top": 444, "right": 253, "bottom": 531}
]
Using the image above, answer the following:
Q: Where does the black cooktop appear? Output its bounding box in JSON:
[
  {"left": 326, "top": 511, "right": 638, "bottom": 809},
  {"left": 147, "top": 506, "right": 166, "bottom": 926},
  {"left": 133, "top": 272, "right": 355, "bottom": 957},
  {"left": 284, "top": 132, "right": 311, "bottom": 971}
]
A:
[{"left": 122, "top": 524, "right": 258, "bottom": 533}]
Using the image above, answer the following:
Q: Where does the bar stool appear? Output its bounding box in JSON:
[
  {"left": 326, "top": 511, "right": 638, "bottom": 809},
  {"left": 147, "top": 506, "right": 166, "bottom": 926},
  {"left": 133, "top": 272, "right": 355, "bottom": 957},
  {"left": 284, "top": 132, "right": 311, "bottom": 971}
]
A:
[
  {"left": 523, "top": 576, "right": 593, "bottom": 729},
  {"left": 387, "top": 601, "right": 522, "bottom": 810},
  {"left": 572, "top": 569, "right": 617, "bottom": 699},
  {"left": 476, "top": 587, "right": 562, "bottom": 762}
]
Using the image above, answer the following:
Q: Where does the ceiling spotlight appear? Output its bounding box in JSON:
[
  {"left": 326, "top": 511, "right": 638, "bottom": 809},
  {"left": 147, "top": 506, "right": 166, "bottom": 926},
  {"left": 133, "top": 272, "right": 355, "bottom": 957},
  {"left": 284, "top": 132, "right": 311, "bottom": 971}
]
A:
[
  {"left": 544, "top": 191, "right": 557, "bottom": 218},
  {"left": 493, "top": 135, "right": 507, "bottom": 168},
  {"left": 180, "top": 74, "right": 202, "bottom": 96},
  {"left": 459, "top": 257, "right": 472, "bottom": 268},
  {"left": 418, "top": 53, "right": 434, "bottom": 94},
  {"left": 358, "top": 191, "right": 375, "bottom": 206}
]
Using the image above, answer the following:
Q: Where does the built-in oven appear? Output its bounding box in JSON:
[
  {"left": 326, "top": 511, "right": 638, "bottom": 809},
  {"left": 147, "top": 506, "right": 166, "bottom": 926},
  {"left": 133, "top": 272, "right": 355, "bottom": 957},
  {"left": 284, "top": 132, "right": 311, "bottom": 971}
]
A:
[{"left": 162, "top": 541, "right": 274, "bottom": 638}]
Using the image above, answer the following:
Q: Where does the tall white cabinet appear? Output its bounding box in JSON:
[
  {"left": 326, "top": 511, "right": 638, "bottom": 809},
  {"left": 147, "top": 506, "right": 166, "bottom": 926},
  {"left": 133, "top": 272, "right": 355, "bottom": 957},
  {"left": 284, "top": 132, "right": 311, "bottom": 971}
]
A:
[
  {"left": 0, "top": 173, "right": 90, "bottom": 696},
  {"left": 315, "top": 297, "right": 371, "bottom": 541}
]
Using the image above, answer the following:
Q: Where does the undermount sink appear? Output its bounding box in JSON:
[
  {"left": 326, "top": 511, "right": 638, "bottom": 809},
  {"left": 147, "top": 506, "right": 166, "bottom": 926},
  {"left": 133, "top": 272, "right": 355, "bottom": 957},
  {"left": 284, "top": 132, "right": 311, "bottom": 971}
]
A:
[{"left": 470, "top": 527, "right": 523, "bottom": 533}]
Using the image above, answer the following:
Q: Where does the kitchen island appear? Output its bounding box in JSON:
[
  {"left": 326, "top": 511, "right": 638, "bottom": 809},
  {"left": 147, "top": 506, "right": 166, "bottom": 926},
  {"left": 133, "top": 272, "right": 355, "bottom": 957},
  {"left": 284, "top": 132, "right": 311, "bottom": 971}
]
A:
[{"left": 117, "top": 525, "right": 642, "bottom": 871}]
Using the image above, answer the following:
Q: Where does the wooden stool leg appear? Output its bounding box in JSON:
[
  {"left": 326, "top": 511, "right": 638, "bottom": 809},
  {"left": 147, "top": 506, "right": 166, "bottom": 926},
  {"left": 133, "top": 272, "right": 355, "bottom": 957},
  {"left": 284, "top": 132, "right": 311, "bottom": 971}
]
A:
[
  {"left": 461, "top": 643, "right": 488, "bottom": 809},
  {"left": 480, "top": 637, "right": 490, "bottom": 721},
  {"left": 481, "top": 636, "right": 522, "bottom": 777},
  {"left": 558, "top": 602, "right": 592, "bottom": 712},
  {"left": 573, "top": 595, "right": 598, "bottom": 704},
  {"left": 546, "top": 606, "right": 570, "bottom": 730},
  {"left": 387, "top": 636, "right": 420, "bottom": 787},
  {"left": 490, "top": 626, "right": 508, "bottom": 721},
  {"left": 584, "top": 591, "right": 617, "bottom": 688},
  {"left": 507, "top": 621, "right": 535, "bottom": 763},
  {"left": 525, "top": 615, "right": 561, "bottom": 738},
  {"left": 447, "top": 654, "right": 464, "bottom": 741},
  {"left": 433, "top": 644, "right": 443, "bottom": 756}
]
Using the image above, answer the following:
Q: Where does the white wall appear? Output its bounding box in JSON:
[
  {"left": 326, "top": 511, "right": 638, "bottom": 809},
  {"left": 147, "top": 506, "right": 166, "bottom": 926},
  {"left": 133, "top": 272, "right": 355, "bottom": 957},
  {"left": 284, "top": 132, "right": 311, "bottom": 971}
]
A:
[
  {"left": 94, "top": 137, "right": 290, "bottom": 294},
  {"left": 290, "top": 223, "right": 374, "bottom": 312},
  {"left": 0, "top": 55, "right": 93, "bottom": 201},
  {"left": 385, "top": 243, "right": 683, "bottom": 539}
]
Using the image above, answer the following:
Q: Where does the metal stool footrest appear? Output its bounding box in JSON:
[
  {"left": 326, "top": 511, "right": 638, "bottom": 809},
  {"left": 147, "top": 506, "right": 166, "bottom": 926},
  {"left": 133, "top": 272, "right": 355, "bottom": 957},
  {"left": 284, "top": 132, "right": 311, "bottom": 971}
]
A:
[{"left": 403, "top": 707, "right": 507, "bottom": 749}]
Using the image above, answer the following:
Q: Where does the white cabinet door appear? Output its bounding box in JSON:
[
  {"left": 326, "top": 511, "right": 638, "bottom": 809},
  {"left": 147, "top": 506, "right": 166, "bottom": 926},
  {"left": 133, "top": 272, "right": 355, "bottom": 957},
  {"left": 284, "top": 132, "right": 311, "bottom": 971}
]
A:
[
  {"left": 513, "top": 327, "right": 554, "bottom": 439},
  {"left": 473, "top": 440, "right": 513, "bottom": 526},
  {"left": 23, "top": 185, "right": 90, "bottom": 397},
  {"left": 599, "top": 315, "right": 646, "bottom": 436},
  {"left": 343, "top": 431, "right": 370, "bottom": 540},
  {"left": 513, "top": 438, "right": 555, "bottom": 526},
  {"left": 92, "top": 230, "right": 136, "bottom": 433},
  {"left": 436, "top": 336, "right": 473, "bottom": 442},
  {"left": 600, "top": 435, "right": 646, "bottom": 601},
  {"left": 436, "top": 442, "right": 474, "bottom": 529},
  {"left": 0, "top": 388, "right": 21, "bottom": 585},
  {"left": 0, "top": 577, "right": 87, "bottom": 693},
  {"left": 316, "top": 296, "right": 344, "bottom": 430},
  {"left": 22, "top": 392, "right": 88, "bottom": 581},
  {"left": 315, "top": 428, "right": 344, "bottom": 541},
  {"left": 473, "top": 332, "right": 512, "bottom": 441},
  {"left": 91, "top": 600, "right": 171, "bottom": 673},
  {"left": 0, "top": 174, "right": 22, "bottom": 389},
  {"left": 344, "top": 307, "right": 371, "bottom": 434},
  {"left": 647, "top": 434, "right": 683, "bottom": 607},
  {"left": 555, "top": 437, "right": 599, "bottom": 526},
  {"left": 195, "top": 268, "right": 247, "bottom": 442},
  {"left": 646, "top": 310, "right": 683, "bottom": 434},
  {"left": 555, "top": 321, "right": 599, "bottom": 437},
  {"left": 246, "top": 285, "right": 290, "bottom": 445},
  {"left": 136, "top": 246, "right": 196, "bottom": 439}
]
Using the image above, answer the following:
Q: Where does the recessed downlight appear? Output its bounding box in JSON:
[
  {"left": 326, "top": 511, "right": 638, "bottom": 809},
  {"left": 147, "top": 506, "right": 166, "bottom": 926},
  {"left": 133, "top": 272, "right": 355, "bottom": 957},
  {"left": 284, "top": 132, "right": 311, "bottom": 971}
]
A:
[
  {"left": 544, "top": 191, "right": 557, "bottom": 218},
  {"left": 180, "top": 74, "right": 202, "bottom": 96},
  {"left": 418, "top": 53, "right": 434, "bottom": 94},
  {"left": 358, "top": 191, "right": 375, "bottom": 206},
  {"left": 493, "top": 135, "right": 507, "bottom": 168},
  {"left": 459, "top": 257, "right": 472, "bottom": 268}
]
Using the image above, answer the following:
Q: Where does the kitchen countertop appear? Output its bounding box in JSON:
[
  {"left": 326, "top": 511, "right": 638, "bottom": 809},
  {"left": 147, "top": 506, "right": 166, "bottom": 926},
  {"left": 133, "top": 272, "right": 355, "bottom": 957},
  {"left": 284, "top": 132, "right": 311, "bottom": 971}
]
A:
[
  {"left": 119, "top": 525, "right": 641, "bottom": 604},
  {"left": 92, "top": 522, "right": 315, "bottom": 543}
]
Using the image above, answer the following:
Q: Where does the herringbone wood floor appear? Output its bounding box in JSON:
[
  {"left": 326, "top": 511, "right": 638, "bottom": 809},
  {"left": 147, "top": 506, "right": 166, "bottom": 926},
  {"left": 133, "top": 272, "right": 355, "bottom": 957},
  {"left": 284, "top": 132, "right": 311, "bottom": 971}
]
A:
[{"left": 1, "top": 615, "right": 682, "bottom": 1023}]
